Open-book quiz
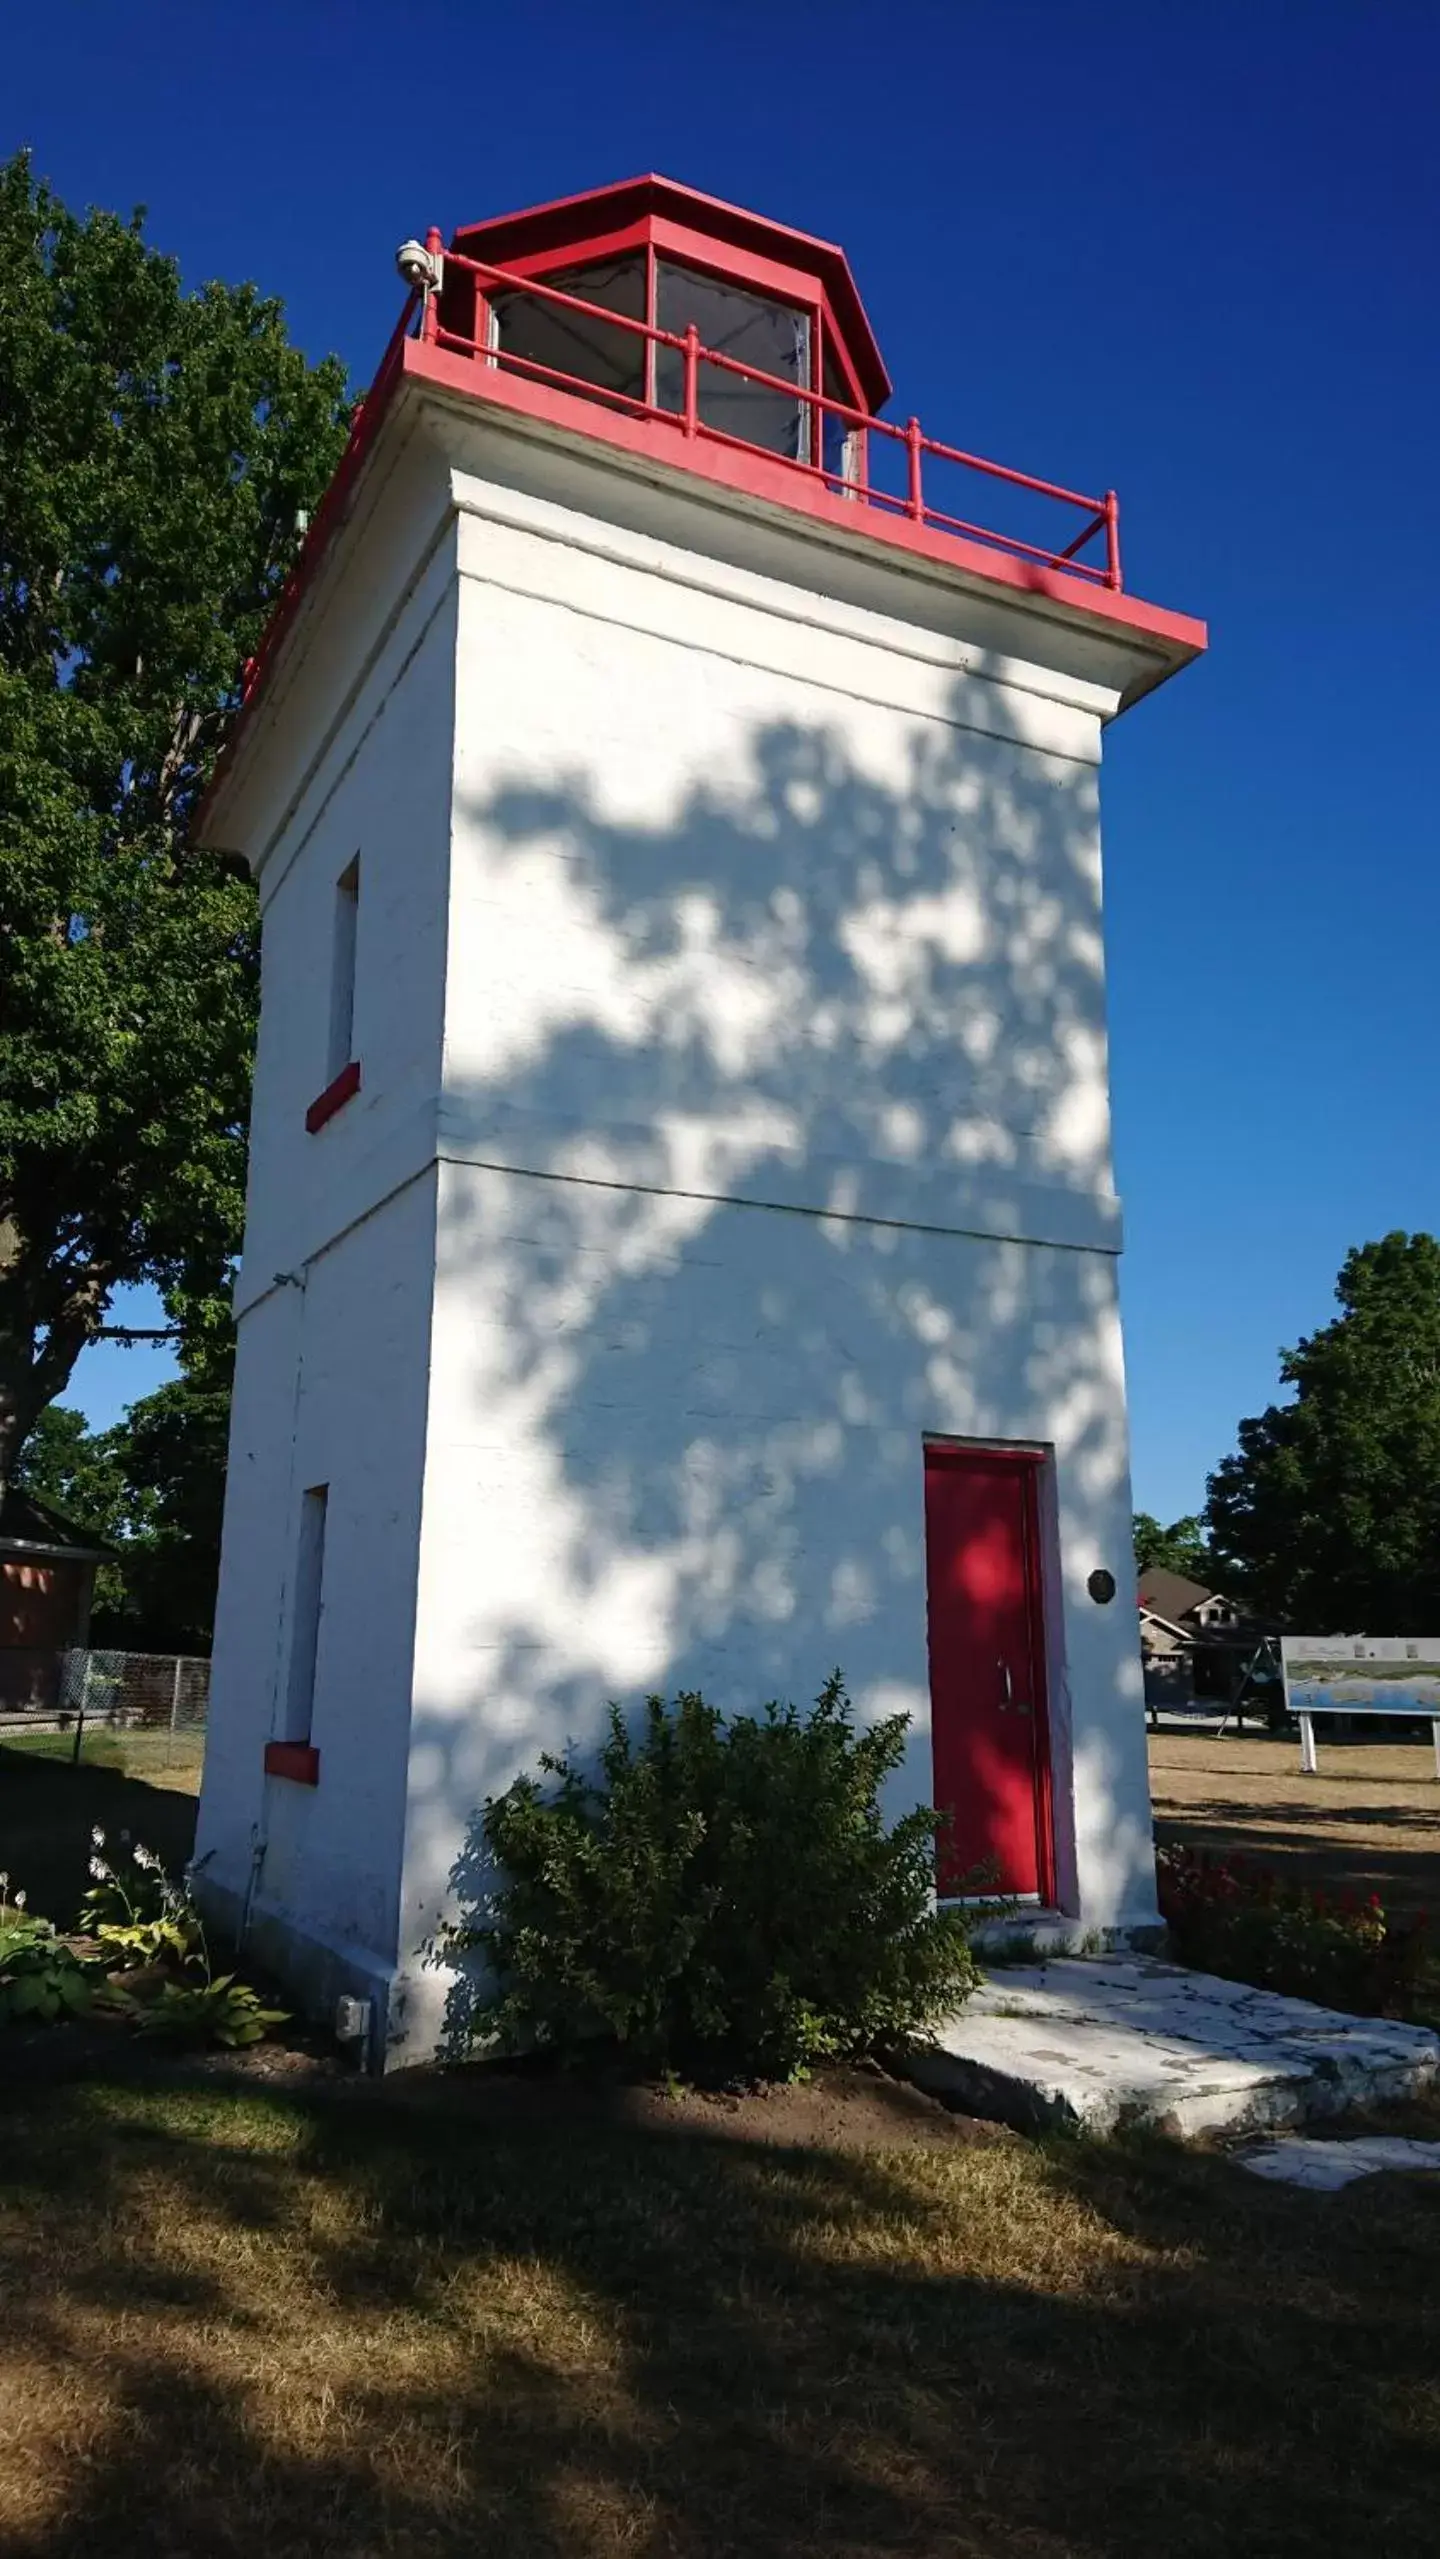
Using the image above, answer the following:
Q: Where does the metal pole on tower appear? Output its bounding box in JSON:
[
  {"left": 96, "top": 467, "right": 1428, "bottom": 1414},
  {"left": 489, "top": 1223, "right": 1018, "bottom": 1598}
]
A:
[{"left": 422, "top": 226, "right": 444, "bottom": 344}]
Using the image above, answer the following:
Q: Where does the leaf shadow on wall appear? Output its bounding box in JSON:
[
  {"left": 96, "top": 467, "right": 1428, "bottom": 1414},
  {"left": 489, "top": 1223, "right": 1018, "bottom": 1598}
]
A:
[{"left": 411, "top": 676, "right": 1152, "bottom": 2008}]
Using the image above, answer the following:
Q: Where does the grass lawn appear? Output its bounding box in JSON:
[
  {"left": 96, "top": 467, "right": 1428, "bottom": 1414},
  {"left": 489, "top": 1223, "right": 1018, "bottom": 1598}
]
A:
[
  {"left": 3, "top": 1735, "right": 1439, "bottom": 2551},
  {"left": 1150, "top": 1729, "right": 1440, "bottom": 1915},
  {"left": 0, "top": 1724, "right": 203, "bottom": 1787},
  {"left": 0, "top": 1743, "right": 198, "bottom": 1930},
  {"left": 2, "top": 2068, "right": 1440, "bottom": 2557}
]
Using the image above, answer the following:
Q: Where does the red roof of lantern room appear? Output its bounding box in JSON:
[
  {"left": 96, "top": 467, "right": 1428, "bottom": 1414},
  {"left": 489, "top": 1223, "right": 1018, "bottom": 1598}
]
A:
[{"left": 446, "top": 171, "right": 894, "bottom": 415}]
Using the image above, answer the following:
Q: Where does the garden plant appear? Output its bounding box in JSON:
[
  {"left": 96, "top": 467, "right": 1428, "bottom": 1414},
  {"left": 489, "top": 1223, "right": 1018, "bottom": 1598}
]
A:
[{"left": 443, "top": 1672, "right": 980, "bottom": 2083}]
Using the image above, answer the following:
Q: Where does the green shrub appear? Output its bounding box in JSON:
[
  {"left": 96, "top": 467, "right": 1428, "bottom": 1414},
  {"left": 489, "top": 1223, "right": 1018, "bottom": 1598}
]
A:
[
  {"left": 444, "top": 1672, "right": 979, "bottom": 2082},
  {"left": 0, "top": 1846, "right": 289, "bottom": 2049},
  {"left": 117, "top": 1974, "right": 289, "bottom": 2048},
  {"left": 0, "top": 1885, "right": 94, "bottom": 2026},
  {"left": 80, "top": 1830, "right": 203, "bottom": 1969},
  {"left": 78, "top": 1831, "right": 289, "bottom": 2049}
]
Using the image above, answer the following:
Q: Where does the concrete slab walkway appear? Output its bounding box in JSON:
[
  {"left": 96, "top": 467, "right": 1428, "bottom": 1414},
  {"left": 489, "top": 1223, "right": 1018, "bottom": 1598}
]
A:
[
  {"left": 1238, "top": 2135, "right": 1440, "bottom": 2191},
  {"left": 908, "top": 1956, "right": 1440, "bottom": 2138}
]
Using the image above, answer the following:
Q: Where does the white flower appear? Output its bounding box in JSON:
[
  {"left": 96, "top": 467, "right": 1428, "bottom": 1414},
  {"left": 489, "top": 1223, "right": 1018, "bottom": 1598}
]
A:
[
  {"left": 13, "top": 1891, "right": 26, "bottom": 1909},
  {"left": 91, "top": 1827, "right": 105, "bottom": 1849},
  {"left": 88, "top": 1859, "right": 107, "bottom": 1881},
  {"left": 133, "top": 1845, "right": 158, "bottom": 1871}
]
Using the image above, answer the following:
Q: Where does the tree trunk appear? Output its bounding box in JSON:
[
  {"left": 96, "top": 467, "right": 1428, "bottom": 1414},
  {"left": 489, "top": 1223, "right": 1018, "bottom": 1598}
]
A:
[{"left": 0, "top": 1215, "right": 113, "bottom": 1498}]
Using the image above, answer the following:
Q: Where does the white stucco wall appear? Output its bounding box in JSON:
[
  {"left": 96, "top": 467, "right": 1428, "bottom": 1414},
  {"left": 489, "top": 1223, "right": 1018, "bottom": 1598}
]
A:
[
  {"left": 388, "top": 464, "right": 1156, "bottom": 2055},
  {"left": 196, "top": 1173, "right": 439, "bottom": 1992},
  {"left": 195, "top": 512, "right": 458, "bottom": 2006},
  {"left": 201, "top": 390, "right": 1166, "bottom": 2063}
]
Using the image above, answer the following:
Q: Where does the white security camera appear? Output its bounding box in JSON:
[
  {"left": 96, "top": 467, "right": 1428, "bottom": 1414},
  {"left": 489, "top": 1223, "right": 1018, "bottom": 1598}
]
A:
[{"left": 395, "top": 238, "right": 439, "bottom": 292}]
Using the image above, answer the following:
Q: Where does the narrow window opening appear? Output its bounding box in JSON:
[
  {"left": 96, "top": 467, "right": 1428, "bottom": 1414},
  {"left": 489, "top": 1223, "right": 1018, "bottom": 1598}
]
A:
[
  {"left": 328, "top": 856, "right": 359, "bottom": 1082},
  {"left": 283, "top": 1484, "right": 329, "bottom": 1744}
]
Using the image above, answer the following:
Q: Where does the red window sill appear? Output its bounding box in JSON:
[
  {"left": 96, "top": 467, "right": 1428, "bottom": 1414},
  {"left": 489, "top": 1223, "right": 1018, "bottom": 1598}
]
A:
[
  {"left": 264, "top": 1741, "right": 320, "bottom": 1785},
  {"left": 305, "top": 1059, "right": 360, "bottom": 1133}
]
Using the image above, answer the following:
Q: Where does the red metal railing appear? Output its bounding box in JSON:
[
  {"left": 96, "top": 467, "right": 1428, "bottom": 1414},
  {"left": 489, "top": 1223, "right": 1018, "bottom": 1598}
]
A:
[
  {"left": 429, "top": 240, "right": 1122, "bottom": 593},
  {"left": 239, "top": 285, "right": 420, "bottom": 707},
  {"left": 238, "top": 239, "right": 1121, "bottom": 718}
]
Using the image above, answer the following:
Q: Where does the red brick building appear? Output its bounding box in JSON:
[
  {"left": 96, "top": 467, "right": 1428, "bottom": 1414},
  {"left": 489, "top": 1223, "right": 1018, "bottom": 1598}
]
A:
[{"left": 0, "top": 1491, "right": 111, "bottom": 1711}]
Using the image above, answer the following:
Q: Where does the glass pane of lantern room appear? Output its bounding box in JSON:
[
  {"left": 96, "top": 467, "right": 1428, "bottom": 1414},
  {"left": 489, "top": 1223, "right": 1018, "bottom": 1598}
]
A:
[
  {"left": 655, "top": 263, "right": 811, "bottom": 460},
  {"left": 491, "top": 256, "right": 646, "bottom": 407}
]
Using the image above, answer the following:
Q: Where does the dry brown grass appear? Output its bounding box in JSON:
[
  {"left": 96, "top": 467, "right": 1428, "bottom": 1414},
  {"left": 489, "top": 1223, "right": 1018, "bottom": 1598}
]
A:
[
  {"left": 5, "top": 1736, "right": 1440, "bottom": 2549},
  {"left": 2, "top": 2070, "right": 1440, "bottom": 2557},
  {"left": 1150, "top": 1728, "right": 1440, "bottom": 1915}
]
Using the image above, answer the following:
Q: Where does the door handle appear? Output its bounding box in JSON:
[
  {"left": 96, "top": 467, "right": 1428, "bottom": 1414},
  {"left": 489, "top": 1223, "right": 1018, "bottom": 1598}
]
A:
[{"left": 999, "top": 1659, "right": 1033, "bottom": 1718}]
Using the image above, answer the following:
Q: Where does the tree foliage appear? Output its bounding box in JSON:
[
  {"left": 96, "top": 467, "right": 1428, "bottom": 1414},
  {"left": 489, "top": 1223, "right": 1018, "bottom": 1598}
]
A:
[
  {"left": 1133, "top": 1511, "right": 1212, "bottom": 1581},
  {"left": 0, "top": 150, "right": 350, "bottom": 1485},
  {"left": 1206, "top": 1232, "right": 1440, "bottom": 1631}
]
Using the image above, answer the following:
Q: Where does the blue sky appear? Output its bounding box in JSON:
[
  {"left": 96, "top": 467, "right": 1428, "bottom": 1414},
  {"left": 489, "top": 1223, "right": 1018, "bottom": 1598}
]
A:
[{"left": 12, "top": 0, "right": 1439, "bottom": 1522}]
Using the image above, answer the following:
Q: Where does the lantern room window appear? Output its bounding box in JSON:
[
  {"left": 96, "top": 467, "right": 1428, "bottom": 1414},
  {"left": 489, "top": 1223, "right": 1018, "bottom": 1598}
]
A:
[
  {"left": 654, "top": 264, "right": 811, "bottom": 461},
  {"left": 490, "top": 254, "right": 647, "bottom": 407},
  {"left": 487, "top": 251, "right": 817, "bottom": 463}
]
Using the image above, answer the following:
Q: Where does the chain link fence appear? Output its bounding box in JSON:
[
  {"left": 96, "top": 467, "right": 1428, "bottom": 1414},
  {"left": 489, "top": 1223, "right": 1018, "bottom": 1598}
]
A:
[{"left": 0, "top": 1650, "right": 210, "bottom": 1781}]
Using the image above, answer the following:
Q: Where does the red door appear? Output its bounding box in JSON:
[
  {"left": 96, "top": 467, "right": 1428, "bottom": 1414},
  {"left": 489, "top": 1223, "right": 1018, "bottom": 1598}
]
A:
[{"left": 924, "top": 1443, "right": 1054, "bottom": 1900}]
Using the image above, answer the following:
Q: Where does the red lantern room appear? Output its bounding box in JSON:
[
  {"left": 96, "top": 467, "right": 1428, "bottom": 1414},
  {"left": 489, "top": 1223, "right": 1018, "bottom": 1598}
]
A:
[
  {"left": 236, "top": 171, "right": 1205, "bottom": 740},
  {"left": 439, "top": 173, "right": 891, "bottom": 472}
]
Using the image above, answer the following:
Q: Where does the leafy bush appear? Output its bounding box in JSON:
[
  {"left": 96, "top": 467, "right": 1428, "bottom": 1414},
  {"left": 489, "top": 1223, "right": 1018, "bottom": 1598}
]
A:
[
  {"left": 1158, "top": 1845, "right": 1429, "bottom": 2015},
  {"left": 118, "top": 1974, "right": 289, "bottom": 2048},
  {"left": 0, "top": 1908, "right": 94, "bottom": 2024},
  {"left": 0, "top": 1840, "right": 287, "bottom": 2052},
  {"left": 444, "top": 1672, "right": 979, "bottom": 2082},
  {"left": 80, "top": 1831, "right": 289, "bottom": 2048},
  {"left": 81, "top": 1830, "right": 203, "bottom": 1968}
]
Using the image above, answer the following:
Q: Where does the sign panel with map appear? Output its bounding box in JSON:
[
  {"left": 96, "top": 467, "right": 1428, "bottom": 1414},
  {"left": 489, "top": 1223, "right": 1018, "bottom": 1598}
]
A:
[{"left": 1281, "top": 1636, "right": 1440, "bottom": 1717}]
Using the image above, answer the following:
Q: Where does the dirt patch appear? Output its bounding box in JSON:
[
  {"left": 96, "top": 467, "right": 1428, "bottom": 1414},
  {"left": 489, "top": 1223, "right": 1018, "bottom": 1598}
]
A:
[
  {"left": 1149, "top": 1729, "right": 1440, "bottom": 1913},
  {"left": 374, "top": 2054, "right": 1019, "bottom": 2149},
  {"left": 2, "top": 1988, "right": 1011, "bottom": 2149}
]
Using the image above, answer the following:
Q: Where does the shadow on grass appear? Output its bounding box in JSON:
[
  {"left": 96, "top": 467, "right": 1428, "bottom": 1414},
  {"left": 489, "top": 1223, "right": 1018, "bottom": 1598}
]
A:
[
  {"left": 0, "top": 1745, "right": 198, "bottom": 1928},
  {"left": 2, "top": 2074, "right": 1440, "bottom": 2557}
]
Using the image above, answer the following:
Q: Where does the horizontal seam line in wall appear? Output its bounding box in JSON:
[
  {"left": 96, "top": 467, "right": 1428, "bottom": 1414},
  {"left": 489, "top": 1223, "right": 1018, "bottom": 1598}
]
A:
[
  {"left": 234, "top": 1157, "right": 439, "bottom": 1319},
  {"left": 453, "top": 541, "right": 1107, "bottom": 767},
  {"left": 435, "top": 1146, "right": 1121, "bottom": 1254},
  {"left": 447, "top": 435, "right": 1134, "bottom": 724},
  {"left": 254, "top": 512, "right": 457, "bottom": 896}
]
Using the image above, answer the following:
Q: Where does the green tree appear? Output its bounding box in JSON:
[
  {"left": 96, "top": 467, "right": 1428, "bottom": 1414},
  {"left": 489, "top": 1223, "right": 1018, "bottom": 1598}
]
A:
[
  {"left": 99, "top": 1351, "right": 231, "bottom": 1650},
  {"left": 1206, "top": 1232, "right": 1440, "bottom": 1630},
  {"left": 10, "top": 1398, "right": 127, "bottom": 1535},
  {"left": 0, "top": 150, "right": 350, "bottom": 1489},
  {"left": 1133, "top": 1511, "right": 1212, "bottom": 1580}
]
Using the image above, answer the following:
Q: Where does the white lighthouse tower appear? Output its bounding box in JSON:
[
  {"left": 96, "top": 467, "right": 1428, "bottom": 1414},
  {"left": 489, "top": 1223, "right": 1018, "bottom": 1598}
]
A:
[{"left": 192, "top": 176, "right": 1205, "bottom": 2063}]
